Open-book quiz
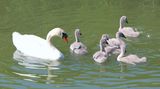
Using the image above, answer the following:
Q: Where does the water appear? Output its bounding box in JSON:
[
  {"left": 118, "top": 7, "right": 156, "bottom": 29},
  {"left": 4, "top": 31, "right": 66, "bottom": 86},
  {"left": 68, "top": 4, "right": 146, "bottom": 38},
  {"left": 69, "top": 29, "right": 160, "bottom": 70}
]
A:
[{"left": 0, "top": 0, "right": 160, "bottom": 89}]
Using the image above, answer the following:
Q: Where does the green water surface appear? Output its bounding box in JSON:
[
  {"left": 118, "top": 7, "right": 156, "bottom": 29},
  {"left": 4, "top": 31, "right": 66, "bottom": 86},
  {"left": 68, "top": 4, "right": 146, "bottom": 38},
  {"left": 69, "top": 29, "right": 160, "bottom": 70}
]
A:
[{"left": 0, "top": 0, "right": 160, "bottom": 89}]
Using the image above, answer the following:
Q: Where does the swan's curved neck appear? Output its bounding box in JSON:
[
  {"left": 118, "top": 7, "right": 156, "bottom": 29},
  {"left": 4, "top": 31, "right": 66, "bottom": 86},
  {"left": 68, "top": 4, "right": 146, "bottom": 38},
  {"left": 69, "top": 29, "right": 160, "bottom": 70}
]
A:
[
  {"left": 46, "top": 30, "right": 60, "bottom": 45},
  {"left": 117, "top": 46, "right": 125, "bottom": 61},
  {"left": 75, "top": 33, "right": 80, "bottom": 42},
  {"left": 100, "top": 40, "right": 105, "bottom": 52},
  {"left": 46, "top": 35, "right": 52, "bottom": 44},
  {"left": 119, "top": 19, "right": 125, "bottom": 29}
]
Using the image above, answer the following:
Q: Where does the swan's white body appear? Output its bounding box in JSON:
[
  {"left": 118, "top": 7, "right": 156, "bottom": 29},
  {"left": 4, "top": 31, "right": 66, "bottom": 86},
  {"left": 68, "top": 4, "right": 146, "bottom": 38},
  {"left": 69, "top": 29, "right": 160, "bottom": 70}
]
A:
[
  {"left": 12, "top": 28, "right": 67, "bottom": 61},
  {"left": 117, "top": 43, "right": 147, "bottom": 65},
  {"left": 119, "top": 27, "right": 140, "bottom": 37},
  {"left": 119, "top": 16, "right": 140, "bottom": 37},
  {"left": 70, "top": 29, "right": 88, "bottom": 55}
]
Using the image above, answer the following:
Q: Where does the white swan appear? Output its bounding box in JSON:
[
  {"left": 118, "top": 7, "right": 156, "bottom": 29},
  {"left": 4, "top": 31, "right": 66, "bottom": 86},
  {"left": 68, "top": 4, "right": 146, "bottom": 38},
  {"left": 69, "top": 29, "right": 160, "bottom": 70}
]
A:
[
  {"left": 119, "top": 16, "right": 140, "bottom": 37},
  {"left": 12, "top": 28, "right": 68, "bottom": 61},
  {"left": 93, "top": 34, "right": 109, "bottom": 63},
  {"left": 70, "top": 29, "right": 88, "bottom": 55},
  {"left": 117, "top": 42, "right": 147, "bottom": 65},
  {"left": 107, "top": 32, "right": 126, "bottom": 54}
]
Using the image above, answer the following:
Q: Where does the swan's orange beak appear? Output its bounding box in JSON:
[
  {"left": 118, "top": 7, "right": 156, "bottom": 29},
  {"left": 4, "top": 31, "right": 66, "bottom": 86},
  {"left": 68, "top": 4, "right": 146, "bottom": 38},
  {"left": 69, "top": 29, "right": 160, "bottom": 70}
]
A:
[
  {"left": 63, "top": 37, "right": 68, "bottom": 43},
  {"left": 62, "top": 32, "right": 68, "bottom": 43}
]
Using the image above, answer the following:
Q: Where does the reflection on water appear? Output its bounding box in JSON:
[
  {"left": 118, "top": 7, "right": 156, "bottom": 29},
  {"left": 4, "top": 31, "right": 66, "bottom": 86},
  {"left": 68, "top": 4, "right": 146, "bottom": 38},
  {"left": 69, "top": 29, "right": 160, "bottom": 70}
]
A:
[
  {"left": 13, "top": 50, "right": 60, "bottom": 84},
  {"left": 13, "top": 50, "right": 61, "bottom": 68}
]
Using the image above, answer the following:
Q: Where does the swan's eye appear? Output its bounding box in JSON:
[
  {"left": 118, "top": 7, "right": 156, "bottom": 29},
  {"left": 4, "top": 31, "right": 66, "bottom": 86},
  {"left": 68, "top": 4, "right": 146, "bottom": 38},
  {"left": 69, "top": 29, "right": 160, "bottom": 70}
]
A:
[
  {"left": 119, "top": 32, "right": 126, "bottom": 38},
  {"left": 62, "top": 32, "right": 68, "bottom": 39}
]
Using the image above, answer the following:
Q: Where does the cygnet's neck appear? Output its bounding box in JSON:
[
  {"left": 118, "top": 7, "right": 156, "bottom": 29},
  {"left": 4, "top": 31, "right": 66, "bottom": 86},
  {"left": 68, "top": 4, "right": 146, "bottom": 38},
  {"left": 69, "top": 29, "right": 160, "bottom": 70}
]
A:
[
  {"left": 116, "top": 32, "right": 120, "bottom": 39},
  {"left": 119, "top": 18, "right": 125, "bottom": 29},
  {"left": 100, "top": 40, "right": 105, "bottom": 52},
  {"left": 117, "top": 46, "right": 125, "bottom": 61},
  {"left": 75, "top": 32, "right": 80, "bottom": 42}
]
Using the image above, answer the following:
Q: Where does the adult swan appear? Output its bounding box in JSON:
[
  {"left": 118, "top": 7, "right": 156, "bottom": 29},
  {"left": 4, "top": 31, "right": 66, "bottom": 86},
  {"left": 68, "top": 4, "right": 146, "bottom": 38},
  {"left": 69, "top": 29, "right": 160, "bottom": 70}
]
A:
[{"left": 12, "top": 28, "right": 68, "bottom": 61}]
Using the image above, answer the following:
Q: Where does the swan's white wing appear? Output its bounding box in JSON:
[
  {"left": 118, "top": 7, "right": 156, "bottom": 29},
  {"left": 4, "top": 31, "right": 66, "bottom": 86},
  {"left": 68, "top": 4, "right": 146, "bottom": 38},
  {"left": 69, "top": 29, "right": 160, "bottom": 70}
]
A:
[
  {"left": 119, "top": 57, "right": 136, "bottom": 65},
  {"left": 126, "top": 54, "right": 147, "bottom": 63},
  {"left": 12, "top": 32, "right": 63, "bottom": 60},
  {"left": 12, "top": 32, "right": 45, "bottom": 51},
  {"left": 120, "top": 27, "right": 135, "bottom": 32},
  {"left": 119, "top": 27, "right": 140, "bottom": 37}
]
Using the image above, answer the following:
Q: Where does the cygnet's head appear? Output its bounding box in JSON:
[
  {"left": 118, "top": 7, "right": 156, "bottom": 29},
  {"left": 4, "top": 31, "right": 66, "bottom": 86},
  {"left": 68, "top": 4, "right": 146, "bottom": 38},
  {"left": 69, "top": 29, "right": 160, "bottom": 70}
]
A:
[
  {"left": 101, "top": 34, "right": 109, "bottom": 46},
  {"left": 116, "top": 32, "right": 126, "bottom": 39},
  {"left": 120, "top": 16, "right": 128, "bottom": 24},
  {"left": 75, "top": 29, "right": 82, "bottom": 37}
]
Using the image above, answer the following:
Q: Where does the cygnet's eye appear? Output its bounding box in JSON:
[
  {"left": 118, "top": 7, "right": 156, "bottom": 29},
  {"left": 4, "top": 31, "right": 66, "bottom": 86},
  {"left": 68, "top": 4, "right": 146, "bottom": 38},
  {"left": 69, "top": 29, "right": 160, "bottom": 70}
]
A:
[{"left": 119, "top": 32, "right": 126, "bottom": 38}]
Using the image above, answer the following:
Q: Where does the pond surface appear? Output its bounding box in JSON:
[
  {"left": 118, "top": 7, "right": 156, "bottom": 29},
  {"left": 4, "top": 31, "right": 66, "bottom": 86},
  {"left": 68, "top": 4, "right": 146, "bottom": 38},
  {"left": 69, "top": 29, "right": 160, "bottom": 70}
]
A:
[{"left": 0, "top": 0, "right": 160, "bottom": 89}]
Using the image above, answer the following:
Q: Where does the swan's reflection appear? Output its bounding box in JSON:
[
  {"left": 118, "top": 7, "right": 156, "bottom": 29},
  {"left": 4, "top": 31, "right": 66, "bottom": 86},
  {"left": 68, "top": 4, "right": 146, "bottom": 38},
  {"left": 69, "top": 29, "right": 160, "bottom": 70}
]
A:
[
  {"left": 13, "top": 50, "right": 60, "bottom": 84},
  {"left": 119, "top": 62, "right": 127, "bottom": 73}
]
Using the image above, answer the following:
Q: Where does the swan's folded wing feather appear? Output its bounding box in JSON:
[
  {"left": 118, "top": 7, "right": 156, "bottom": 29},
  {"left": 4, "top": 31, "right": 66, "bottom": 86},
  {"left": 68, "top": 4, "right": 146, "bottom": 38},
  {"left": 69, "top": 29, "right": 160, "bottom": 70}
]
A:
[
  {"left": 12, "top": 32, "right": 63, "bottom": 60},
  {"left": 108, "top": 38, "right": 120, "bottom": 47}
]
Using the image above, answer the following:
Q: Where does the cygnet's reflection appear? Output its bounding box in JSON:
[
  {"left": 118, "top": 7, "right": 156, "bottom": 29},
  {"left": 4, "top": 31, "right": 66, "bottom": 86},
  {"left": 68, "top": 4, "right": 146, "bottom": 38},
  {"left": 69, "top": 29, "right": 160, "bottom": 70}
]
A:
[{"left": 13, "top": 50, "right": 61, "bottom": 84}]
